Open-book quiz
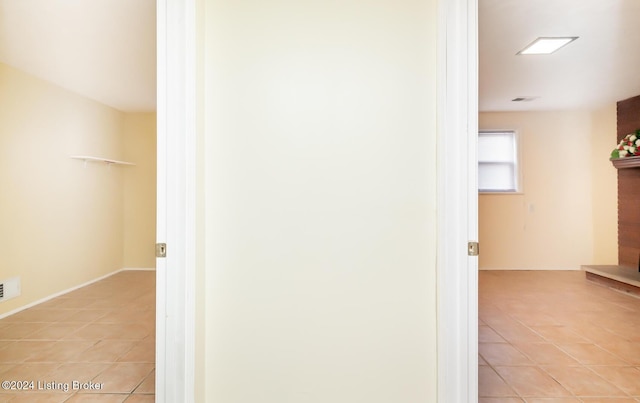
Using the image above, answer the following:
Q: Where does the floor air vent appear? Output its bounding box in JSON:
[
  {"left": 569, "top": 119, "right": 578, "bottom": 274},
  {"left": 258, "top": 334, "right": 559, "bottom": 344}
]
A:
[{"left": 0, "top": 278, "right": 20, "bottom": 302}]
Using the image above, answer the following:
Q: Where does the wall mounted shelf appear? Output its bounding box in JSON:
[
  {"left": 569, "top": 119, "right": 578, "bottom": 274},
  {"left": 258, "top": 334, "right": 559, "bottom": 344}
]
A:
[
  {"left": 611, "top": 156, "right": 640, "bottom": 169},
  {"left": 71, "top": 155, "right": 135, "bottom": 166}
]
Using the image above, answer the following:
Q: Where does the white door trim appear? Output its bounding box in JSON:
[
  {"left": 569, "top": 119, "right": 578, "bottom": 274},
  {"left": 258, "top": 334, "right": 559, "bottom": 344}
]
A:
[
  {"left": 437, "top": 0, "right": 479, "bottom": 401},
  {"left": 156, "top": 0, "right": 477, "bottom": 400},
  {"left": 156, "top": 0, "right": 197, "bottom": 401}
]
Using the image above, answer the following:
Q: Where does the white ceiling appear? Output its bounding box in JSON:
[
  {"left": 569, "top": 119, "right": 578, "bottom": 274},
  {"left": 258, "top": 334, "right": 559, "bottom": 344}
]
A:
[
  {"left": 0, "top": 0, "right": 156, "bottom": 112},
  {"left": 1, "top": 1, "right": 636, "bottom": 114},
  {"left": 480, "top": 0, "right": 640, "bottom": 112}
]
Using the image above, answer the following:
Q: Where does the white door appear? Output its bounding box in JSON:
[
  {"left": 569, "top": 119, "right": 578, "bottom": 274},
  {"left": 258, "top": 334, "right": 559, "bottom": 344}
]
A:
[{"left": 156, "top": 0, "right": 197, "bottom": 401}]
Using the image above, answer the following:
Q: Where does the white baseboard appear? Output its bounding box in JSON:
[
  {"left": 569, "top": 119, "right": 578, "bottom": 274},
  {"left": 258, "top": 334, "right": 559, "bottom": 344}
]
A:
[
  {"left": 0, "top": 267, "right": 155, "bottom": 320},
  {"left": 479, "top": 267, "right": 582, "bottom": 271}
]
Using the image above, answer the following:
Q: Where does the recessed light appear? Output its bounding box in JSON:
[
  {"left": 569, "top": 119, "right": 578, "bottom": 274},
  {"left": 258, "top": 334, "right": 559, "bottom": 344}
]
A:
[{"left": 517, "top": 37, "right": 578, "bottom": 55}]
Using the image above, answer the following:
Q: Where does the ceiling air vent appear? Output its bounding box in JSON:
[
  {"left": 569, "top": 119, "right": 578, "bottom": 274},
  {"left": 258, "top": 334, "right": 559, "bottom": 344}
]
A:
[
  {"left": 512, "top": 97, "right": 538, "bottom": 102},
  {"left": 0, "top": 283, "right": 3, "bottom": 300}
]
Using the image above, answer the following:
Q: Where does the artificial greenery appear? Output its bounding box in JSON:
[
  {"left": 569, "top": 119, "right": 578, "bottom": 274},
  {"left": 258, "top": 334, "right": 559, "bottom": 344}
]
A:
[{"left": 611, "top": 129, "right": 640, "bottom": 159}]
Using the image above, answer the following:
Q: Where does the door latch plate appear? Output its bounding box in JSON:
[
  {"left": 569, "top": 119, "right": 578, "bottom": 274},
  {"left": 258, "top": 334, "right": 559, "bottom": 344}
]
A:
[
  {"left": 468, "top": 241, "right": 479, "bottom": 256},
  {"left": 156, "top": 243, "right": 167, "bottom": 258}
]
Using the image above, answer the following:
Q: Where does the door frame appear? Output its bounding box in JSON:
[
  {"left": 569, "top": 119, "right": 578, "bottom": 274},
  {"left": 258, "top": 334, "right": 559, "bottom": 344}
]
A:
[
  {"left": 156, "top": 0, "right": 198, "bottom": 401},
  {"left": 155, "top": 0, "right": 478, "bottom": 400},
  {"left": 436, "top": 0, "right": 479, "bottom": 401}
]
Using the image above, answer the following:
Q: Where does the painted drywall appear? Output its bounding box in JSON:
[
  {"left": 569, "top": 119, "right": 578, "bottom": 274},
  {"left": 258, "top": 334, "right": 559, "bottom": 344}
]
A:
[
  {"left": 123, "top": 113, "right": 157, "bottom": 269},
  {"left": 479, "top": 108, "right": 617, "bottom": 270},
  {"left": 589, "top": 105, "right": 618, "bottom": 264},
  {"left": 202, "top": 0, "right": 438, "bottom": 401},
  {"left": 0, "top": 62, "right": 125, "bottom": 315}
]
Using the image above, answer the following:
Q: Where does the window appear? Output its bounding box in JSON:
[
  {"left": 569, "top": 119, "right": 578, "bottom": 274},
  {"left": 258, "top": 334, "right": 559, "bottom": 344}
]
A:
[{"left": 478, "top": 130, "right": 520, "bottom": 193}]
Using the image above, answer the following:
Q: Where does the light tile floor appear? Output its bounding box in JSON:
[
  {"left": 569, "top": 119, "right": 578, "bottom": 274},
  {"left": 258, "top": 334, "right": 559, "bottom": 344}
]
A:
[
  {"left": 480, "top": 270, "right": 640, "bottom": 403},
  {"left": 0, "top": 271, "right": 155, "bottom": 403}
]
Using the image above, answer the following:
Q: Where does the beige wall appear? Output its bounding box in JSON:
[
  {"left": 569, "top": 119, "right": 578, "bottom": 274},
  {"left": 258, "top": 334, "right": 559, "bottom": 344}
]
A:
[
  {"left": 0, "top": 62, "right": 124, "bottom": 315},
  {"left": 202, "top": 0, "right": 438, "bottom": 401},
  {"left": 479, "top": 108, "right": 617, "bottom": 270},
  {"left": 0, "top": 63, "right": 156, "bottom": 316},
  {"left": 123, "top": 113, "right": 157, "bottom": 269},
  {"left": 589, "top": 105, "right": 618, "bottom": 264}
]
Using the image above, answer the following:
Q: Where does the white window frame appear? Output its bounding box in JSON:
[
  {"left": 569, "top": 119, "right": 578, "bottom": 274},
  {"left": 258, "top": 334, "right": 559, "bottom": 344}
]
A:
[{"left": 478, "top": 130, "right": 522, "bottom": 194}]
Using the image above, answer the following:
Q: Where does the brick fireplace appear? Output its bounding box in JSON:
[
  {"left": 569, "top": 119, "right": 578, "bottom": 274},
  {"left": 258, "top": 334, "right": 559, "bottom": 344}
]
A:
[
  {"left": 583, "top": 95, "right": 640, "bottom": 294},
  {"left": 615, "top": 95, "right": 640, "bottom": 269}
]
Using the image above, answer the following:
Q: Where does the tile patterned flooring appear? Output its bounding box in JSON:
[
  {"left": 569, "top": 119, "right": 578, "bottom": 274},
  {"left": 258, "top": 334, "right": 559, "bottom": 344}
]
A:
[
  {"left": 4, "top": 269, "right": 637, "bottom": 402},
  {"left": 480, "top": 270, "right": 640, "bottom": 403},
  {"left": 0, "top": 270, "right": 155, "bottom": 402}
]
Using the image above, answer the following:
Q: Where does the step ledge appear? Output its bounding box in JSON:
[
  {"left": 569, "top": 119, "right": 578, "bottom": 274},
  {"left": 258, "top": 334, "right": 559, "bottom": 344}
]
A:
[{"left": 583, "top": 265, "right": 640, "bottom": 297}]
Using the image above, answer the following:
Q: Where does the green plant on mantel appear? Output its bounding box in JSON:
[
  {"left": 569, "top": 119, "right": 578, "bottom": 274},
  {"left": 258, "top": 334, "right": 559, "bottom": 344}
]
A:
[{"left": 611, "top": 129, "right": 640, "bottom": 159}]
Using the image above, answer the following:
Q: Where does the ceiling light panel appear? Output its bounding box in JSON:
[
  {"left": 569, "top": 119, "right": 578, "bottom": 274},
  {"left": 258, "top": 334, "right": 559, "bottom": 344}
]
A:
[{"left": 517, "top": 37, "right": 578, "bottom": 55}]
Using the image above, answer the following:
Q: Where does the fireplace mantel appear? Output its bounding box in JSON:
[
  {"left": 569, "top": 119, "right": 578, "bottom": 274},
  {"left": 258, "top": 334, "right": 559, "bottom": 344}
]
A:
[{"left": 611, "top": 156, "right": 640, "bottom": 169}]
